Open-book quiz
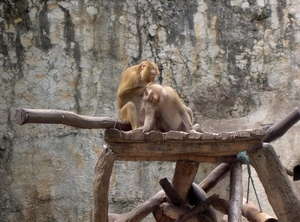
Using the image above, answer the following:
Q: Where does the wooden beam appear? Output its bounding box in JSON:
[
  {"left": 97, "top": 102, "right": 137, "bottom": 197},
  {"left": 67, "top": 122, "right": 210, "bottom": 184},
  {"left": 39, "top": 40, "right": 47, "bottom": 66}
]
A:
[
  {"left": 15, "top": 108, "right": 132, "bottom": 130},
  {"left": 93, "top": 146, "right": 115, "bottom": 222},
  {"left": 228, "top": 161, "right": 243, "bottom": 222},
  {"left": 248, "top": 143, "right": 300, "bottom": 221}
]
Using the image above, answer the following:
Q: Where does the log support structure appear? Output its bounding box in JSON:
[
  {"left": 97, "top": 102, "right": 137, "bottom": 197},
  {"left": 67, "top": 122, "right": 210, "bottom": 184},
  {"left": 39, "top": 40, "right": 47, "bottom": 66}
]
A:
[{"left": 15, "top": 108, "right": 300, "bottom": 221}]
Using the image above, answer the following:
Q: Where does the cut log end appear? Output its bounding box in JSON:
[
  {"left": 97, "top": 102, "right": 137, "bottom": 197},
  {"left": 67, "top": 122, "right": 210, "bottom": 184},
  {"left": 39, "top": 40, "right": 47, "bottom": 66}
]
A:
[{"left": 15, "top": 108, "right": 27, "bottom": 125}]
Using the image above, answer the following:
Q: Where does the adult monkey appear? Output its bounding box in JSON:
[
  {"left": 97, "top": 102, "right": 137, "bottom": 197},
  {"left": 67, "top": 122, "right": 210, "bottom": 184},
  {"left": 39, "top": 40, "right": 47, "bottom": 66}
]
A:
[
  {"left": 140, "top": 83, "right": 202, "bottom": 133},
  {"left": 117, "top": 61, "right": 159, "bottom": 129}
]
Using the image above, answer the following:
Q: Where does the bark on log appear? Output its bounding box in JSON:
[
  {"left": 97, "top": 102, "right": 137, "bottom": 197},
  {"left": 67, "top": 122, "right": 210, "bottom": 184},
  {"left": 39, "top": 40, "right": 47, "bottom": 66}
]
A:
[
  {"left": 228, "top": 161, "right": 243, "bottom": 222},
  {"left": 93, "top": 146, "right": 115, "bottom": 222},
  {"left": 109, "top": 190, "right": 165, "bottom": 222},
  {"left": 248, "top": 143, "right": 300, "bottom": 221},
  {"left": 15, "top": 108, "right": 132, "bottom": 130},
  {"left": 263, "top": 107, "right": 300, "bottom": 142},
  {"left": 199, "top": 163, "right": 230, "bottom": 193}
]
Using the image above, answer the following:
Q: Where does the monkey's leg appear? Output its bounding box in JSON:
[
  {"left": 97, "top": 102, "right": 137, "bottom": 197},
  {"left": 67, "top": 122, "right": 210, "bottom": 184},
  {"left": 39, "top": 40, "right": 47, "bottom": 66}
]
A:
[{"left": 119, "top": 102, "right": 140, "bottom": 129}]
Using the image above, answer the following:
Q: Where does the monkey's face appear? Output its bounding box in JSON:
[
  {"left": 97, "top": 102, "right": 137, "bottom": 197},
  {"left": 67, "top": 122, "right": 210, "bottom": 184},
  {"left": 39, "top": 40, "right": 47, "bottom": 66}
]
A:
[
  {"left": 141, "top": 61, "right": 159, "bottom": 82},
  {"left": 143, "top": 87, "right": 158, "bottom": 103}
]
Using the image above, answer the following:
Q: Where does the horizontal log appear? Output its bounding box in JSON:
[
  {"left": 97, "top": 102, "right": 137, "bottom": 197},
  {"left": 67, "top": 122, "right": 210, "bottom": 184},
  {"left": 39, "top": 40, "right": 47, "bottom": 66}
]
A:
[{"left": 15, "top": 108, "right": 132, "bottom": 130}]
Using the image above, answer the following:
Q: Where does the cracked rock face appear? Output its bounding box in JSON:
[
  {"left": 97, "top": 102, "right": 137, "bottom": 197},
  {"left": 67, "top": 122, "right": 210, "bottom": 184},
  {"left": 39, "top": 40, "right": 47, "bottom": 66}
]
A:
[{"left": 1, "top": 0, "right": 300, "bottom": 221}]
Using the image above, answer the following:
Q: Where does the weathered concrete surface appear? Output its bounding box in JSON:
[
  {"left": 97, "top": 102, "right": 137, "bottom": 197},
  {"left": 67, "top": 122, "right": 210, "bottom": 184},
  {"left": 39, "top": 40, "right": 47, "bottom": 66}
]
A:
[{"left": 1, "top": 0, "right": 300, "bottom": 221}]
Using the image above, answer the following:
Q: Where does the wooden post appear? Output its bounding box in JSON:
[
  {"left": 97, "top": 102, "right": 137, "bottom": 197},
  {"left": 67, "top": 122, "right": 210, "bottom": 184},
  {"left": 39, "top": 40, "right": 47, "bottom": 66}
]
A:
[
  {"left": 248, "top": 143, "right": 300, "bottom": 221},
  {"left": 228, "top": 161, "right": 243, "bottom": 222},
  {"left": 93, "top": 146, "right": 115, "bottom": 222}
]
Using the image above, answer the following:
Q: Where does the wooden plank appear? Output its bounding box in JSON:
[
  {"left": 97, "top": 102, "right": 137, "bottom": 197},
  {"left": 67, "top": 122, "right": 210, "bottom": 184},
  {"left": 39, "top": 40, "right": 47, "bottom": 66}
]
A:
[
  {"left": 108, "top": 141, "right": 261, "bottom": 157},
  {"left": 93, "top": 146, "right": 115, "bottom": 222},
  {"left": 248, "top": 143, "right": 300, "bottom": 221},
  {"left": 114, "top": 155, "right": 237, "bottom": 163}
]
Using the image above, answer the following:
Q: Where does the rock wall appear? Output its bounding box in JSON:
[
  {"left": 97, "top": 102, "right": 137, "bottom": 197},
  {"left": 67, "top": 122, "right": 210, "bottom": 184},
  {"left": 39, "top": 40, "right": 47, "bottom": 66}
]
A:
[{"left": 1, "top": 0, "right": 300, "bottom": 221}]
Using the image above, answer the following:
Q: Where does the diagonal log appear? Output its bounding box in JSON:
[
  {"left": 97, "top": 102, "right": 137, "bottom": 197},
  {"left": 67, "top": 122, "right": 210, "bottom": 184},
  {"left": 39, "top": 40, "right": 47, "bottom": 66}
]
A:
[
  {"left": 263, "top": 107, "right": 300, "bottom": 142},
  {"left": 247, "top": 143, "right": 300, "bottom": 221}
]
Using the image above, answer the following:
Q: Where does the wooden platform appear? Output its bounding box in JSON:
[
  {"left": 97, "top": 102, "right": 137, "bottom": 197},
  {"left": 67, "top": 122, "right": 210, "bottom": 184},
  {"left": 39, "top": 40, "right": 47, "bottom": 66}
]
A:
[{"left": 104, "top": 129, "right": 265, "bottom": 163}]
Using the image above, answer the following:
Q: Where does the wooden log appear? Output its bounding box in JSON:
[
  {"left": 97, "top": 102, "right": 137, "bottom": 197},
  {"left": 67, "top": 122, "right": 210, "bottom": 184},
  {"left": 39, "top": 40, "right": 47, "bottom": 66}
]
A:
[
  {"left": 108, "top": 190, "right": 165, "bottom": 222},
  {"left": 153, "top": 161, "right": 199, "bottom": 222},
  {"left": 172, "top": 160, "right": 200, "bottom": 202},
  {"left": 199, "top": 163, "right": 231, "bottom": 193},
  {"left": 15, "top": 108, "right": 131, "bottom": 130},
  {"left": 228, "top": 161, "right": 243, "bottom": 222},
  {"left": 242, "top": 199, "right": 278, "bottom": 222},
  {"left": 159, "top": 178, "right": 190, "bottom": 209},
  {"left": 161, "top": 203, "right": 213, "bottom": 222},
  {"left": 176, "top": 194, "right": 219, "bottom": 222},
  {"left": 188, "top": 184, "right": 217, "bottom": 222},
  {"left": 93, "top": 146, "right": 115, "bottom": 222},
  {"left": 210, "top": 197, "right": 277, "bottom": 222},
  {"left": 263, "top": 107, "right": 300, "bottom": 142},
  {"left": 248, "top": 143, "right": 300, "bottom": 221}
]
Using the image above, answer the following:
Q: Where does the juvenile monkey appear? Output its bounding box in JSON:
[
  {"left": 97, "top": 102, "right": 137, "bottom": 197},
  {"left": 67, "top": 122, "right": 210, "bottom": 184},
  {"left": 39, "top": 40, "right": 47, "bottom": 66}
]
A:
[
  {"left": 140, "top": 83, "right": 197, "bottom": 133},
  {"left": 117, "top": 61, "right": 159, "bottom": 129}
]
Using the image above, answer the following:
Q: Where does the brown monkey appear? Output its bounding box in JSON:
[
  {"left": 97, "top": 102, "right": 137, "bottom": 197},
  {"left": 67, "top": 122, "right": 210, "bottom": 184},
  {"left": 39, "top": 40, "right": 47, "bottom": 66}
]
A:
[
  {"left": 117, "top": 61, "right": 159, "bottom": 129},
  {"left": 140, "top": 83, "right": 197, "bottom": 133}
]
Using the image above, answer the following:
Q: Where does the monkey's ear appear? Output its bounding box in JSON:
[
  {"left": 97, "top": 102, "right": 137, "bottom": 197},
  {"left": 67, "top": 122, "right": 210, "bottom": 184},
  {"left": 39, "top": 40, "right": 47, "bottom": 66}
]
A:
[{"left": 141, "top": 61, "right": 148, "bottom": 70}]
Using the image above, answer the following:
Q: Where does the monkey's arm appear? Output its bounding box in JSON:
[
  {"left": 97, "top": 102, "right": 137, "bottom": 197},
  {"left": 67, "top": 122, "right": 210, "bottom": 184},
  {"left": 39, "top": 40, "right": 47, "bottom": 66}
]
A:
[
  {"left": 118, "top": 86, "right": 145, "bottom": 98},
  {"left": 141, "top": 111, "right": 156, "bottom": 132}
]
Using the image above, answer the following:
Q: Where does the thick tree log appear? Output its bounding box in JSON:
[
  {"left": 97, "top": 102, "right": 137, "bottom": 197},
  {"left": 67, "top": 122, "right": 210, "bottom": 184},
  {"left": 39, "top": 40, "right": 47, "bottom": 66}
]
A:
[
  {"left": 172, "top": 160, "right": 200, "bottom": 202},
  {"left": 248, "top": 143, "right": 300, "bottom": 221},
  {"left": 199, "top": 163, "right": 230, "bottom": 193},
  {"left": 108, "top": 190, "right": 165, "bottom": 222},
  {"left": 263, "top": 107, "right": 300, "bottom": 142},
  {"left": 93, "top": 146, "right": 115, "bottom": 222},
  {"left": 228, "top": 161, "right": 243, "bottom": 222},
  {"left": 15, "top": 108, "right": 132, "bottom": 130}
]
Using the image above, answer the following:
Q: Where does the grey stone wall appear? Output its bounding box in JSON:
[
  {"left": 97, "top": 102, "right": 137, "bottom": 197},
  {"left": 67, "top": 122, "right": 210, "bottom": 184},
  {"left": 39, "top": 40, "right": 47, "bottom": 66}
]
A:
[{"left": 1, "top": 0, "right": 300, "bottom": 221}]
